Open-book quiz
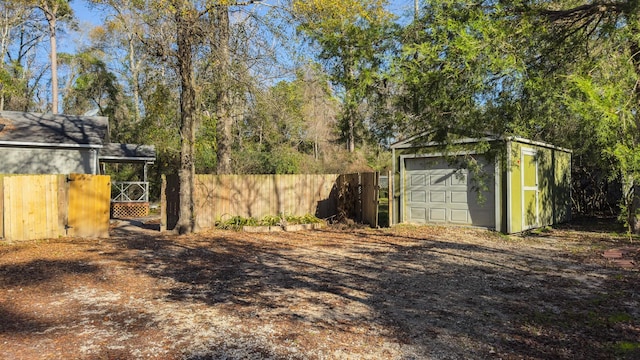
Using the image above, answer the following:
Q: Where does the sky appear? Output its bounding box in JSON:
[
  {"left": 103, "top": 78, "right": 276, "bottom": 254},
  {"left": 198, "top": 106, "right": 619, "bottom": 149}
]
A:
[
  {"left": 67, "top": 0, "right": 418, "bottom": 46},
  {"left": 61, "top": 0, "right": 418, "bottom": 75},
  {"left": 53, "top": 0, "right": 417, "bottom": 104}
]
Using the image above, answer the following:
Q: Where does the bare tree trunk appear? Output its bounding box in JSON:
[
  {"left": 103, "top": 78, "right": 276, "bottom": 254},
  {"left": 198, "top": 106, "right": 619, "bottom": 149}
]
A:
[
  {"left": 175, "top": 13, "right": 197, "bottom": 234},
  {"left": 215, "top": 7, "right": 233, "bottom": 174},
  {"left": 0, "top": 7, "right": 9, "bottom": 111},
  {"left": 348, "top": 110, "right": 355, "bottom": 153},
  {"left": 345, "top": 61, "right": 356, "bottom": 153},
  {"left": 45, "top": 11, "right": 58, "bottom": 113},
  {"left": 128, "top": 34, "right": 141, "bottom": 122}
]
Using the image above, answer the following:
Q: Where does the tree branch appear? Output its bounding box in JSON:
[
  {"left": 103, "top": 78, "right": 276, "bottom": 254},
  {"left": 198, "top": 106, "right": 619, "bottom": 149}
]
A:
[{"left": 541, "top": 2, "right": 625, "bottom": 23}]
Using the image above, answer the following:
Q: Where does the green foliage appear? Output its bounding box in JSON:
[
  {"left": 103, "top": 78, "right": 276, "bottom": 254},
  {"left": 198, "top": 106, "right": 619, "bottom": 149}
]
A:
[
  {"left": 61, "top": 50, "right": 122, "bottom": 118},
  {"left": 195, "top": 113, "right": 217, "bottom": 173},
  {"left": 294, "top": 0, "right": 396, "bottom": 151},
  {"left": 233, "top": 70, "right": 344, "bottom": 174},
  {"left": 215, "top": 214, "right": 322, "bottom": 230},
  {"left": 215, "top": 215, "right": 258, "bottom": 230},
  {"left": 232, "top": 145, "right": 303, "bottom": 175},
  {"left": 283, "top": 213, "right": 322, "bottom": 225},
  {"left": 393, "top": 1, "right": 525, "bottom": 140},
  {"left": 0, "top": 61, "right": 29, "bottom": 111}
]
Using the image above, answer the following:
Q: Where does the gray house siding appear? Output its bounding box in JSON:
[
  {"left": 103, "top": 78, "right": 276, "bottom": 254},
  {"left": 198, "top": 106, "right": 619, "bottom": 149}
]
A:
[
  {"left": 0, "top": 111, "right": 155, "bottom": 176},
  {"left": 0, "top": 147, "right": 98, "bottom": 174}
]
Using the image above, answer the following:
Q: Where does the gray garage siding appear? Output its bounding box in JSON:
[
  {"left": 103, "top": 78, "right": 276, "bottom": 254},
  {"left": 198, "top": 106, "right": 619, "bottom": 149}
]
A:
[
  {"left": 403, "top": 156, "right": 496, "bottom": 228},
  {"left": 0, "top": 147, "right": 98, "bottom": 174}
]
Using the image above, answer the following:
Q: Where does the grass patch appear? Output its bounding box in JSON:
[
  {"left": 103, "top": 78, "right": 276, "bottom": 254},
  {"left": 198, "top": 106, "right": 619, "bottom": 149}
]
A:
[{"left": 613, "top": 341, "right": 640, "bottom": 356}]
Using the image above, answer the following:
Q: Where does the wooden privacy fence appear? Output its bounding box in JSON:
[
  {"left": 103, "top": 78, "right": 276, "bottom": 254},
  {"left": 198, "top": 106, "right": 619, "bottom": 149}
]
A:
[
  {"left": 0, "top": 174, "right": 111, "bottom": 241},
  {"left": 162, "top": 172, "right": 381, "bottom": 231},
  {"left": 164, "top": 174, "right": 340, "bottom": 230},
  {"left": 336, "top": 172, "right": 379, "bottom": 227}
]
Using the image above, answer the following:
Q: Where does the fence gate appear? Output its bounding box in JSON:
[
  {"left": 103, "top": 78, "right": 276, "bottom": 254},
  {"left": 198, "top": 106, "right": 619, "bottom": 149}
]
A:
[{"left": 67, "top": 174, "right": 111, "bottom": 238}]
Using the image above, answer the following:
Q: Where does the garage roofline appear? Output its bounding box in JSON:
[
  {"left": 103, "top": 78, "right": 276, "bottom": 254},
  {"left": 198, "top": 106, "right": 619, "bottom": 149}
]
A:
[
  {"left": 391, "top": 132, "right": 572, "bottom": 154},
  {"left": 506, "top": 136, "right": 572, "bottom": 153},
  {"left": 391, "top": 135, "right": 500, "bottom": 149}
]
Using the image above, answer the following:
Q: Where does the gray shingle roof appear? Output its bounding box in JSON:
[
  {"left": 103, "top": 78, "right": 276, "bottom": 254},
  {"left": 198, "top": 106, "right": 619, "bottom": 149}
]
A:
[
  {"left": 0, "top": 111, "right": 108, "bottom": 147},
  {"left": 99, "top": 143, "right": 156, "bottom": 162}
]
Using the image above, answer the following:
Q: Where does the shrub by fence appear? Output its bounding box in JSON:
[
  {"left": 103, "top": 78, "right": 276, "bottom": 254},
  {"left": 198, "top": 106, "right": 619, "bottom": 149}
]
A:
[{"left": 0, "top": 174, "right": 111, "bottom": 241}]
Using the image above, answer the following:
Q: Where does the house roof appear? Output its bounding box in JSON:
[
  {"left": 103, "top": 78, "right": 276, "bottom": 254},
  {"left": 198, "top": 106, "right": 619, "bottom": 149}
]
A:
[
  {"left": 0, "top": 111, "right": 108, "bottom": 148},
  {"left": 99, "top": 143, "right": 156, "bottom": 163}
]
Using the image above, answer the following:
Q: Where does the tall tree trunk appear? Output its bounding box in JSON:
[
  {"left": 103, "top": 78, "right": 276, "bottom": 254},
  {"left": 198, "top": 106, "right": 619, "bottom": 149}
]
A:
[
  {"left": 345, "top": 86, "right": 356, "bottom": 153},
  {"left": 345, "top": 60, "right": 356, "bottom": 153},
  {"left": 0, "top": 7, "right": 9, "bottom": 111},
  {"left": 347, "top": 107, "right": 355, "bottom": 153},
  {"left": 128, "top": 33, "right": 141, "bottom": 123},
  {"left": 44, "top": 10, "right": 58, "bottom": 113},
  {"left": 175, "top": 13, "right": 197, "bottom": 234},
  {"left": 215, "top": 7, "right": 233, "bottom": 174}
]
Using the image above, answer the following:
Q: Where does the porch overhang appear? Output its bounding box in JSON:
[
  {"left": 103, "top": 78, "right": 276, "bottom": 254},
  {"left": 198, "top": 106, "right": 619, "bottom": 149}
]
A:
[{"left": 98, "top": 143, "right": 156, "bottom": 163}]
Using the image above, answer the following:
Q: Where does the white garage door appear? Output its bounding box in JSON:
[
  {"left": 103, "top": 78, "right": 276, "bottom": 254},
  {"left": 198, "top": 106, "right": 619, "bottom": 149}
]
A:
[{"left": 404, "top": 156, "right": 495, "bottom": 228}]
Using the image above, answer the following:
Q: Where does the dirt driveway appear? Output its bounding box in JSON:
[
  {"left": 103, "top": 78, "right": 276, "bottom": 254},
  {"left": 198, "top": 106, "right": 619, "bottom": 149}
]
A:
[{"left": 1, "top": 220, "right": 638, "bottom": 359}]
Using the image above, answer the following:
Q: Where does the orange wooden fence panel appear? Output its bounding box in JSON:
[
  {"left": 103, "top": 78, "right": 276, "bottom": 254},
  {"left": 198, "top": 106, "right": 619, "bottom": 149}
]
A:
[
  {"left": 67, "top": 174, "right": 111, "bottom": 238},
  {"left": 2, "top": 175, "right": 60, "bottom": 241},
  {"left": 0, "top": 174, "right": 111, "bottom": 241}
]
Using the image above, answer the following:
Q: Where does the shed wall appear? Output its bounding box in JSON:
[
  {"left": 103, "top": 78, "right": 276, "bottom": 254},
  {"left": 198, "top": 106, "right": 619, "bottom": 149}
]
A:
[{"left": 507, "top": 141, "right": 571, "bottom": 233}]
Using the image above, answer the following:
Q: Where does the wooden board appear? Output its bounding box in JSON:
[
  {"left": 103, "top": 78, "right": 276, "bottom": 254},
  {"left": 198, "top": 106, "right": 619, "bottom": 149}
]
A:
[
  {"left": 68, "top": 174, "right": 111, "bottom": 238},
  {"left": 2, "top": 175, "right": 59, "bottom": 241},
  {"left": 186, "top": 174, "right": 341, "bottom": 229},
  {"left": 361, "top": 172, "right": 379, "bottom": 228}
]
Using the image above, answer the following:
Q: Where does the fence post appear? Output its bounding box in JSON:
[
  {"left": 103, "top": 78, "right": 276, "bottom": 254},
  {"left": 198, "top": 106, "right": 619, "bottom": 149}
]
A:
[{"left": 387, "top": 170, "right": 393, "bottom": 227}]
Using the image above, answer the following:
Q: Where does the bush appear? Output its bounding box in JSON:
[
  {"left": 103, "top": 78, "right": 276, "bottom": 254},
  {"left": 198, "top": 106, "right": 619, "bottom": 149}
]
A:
[{"left": 215, "top": 214, "right": 323, "bottom": 230}]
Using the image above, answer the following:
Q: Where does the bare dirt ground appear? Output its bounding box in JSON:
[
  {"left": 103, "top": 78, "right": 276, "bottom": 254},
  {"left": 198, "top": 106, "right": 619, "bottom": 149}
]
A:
[{"left": 1, "top": 218, "right": 639, "bottom": 360}]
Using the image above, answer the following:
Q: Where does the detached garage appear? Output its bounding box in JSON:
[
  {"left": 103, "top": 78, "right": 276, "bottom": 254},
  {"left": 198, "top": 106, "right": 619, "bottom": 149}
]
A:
[{"left": 391, "top": 134, "right": 572, "bottom": 233}]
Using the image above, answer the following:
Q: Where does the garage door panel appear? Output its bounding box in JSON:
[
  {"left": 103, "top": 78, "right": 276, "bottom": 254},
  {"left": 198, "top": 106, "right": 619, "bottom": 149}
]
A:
[
  {"left": 411, "top": 190, "right": 426, "bottom": 202},
  {"left": 450, "top": 191, "right": 467, "bottom": 203},
  {"left": 404, "top": 156, "right": 495, "bottom": 228},
  {"left": 430, "top": 191, "right": 446, "bottom": 203},
  {"left": 430, "top": 174, "right": 449, "bottom": 185},
  {"left": 450, "top": 209, "right": 469, "bottom": 223},
  {"left": 411, "top": 174, "right": 426, "bottom": 186},
  {"left": 429, "top": 208, "right": 446, "bottom": 221},
  {"left": 410, "top": 207, "right": 426, "bottom": 222}
]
